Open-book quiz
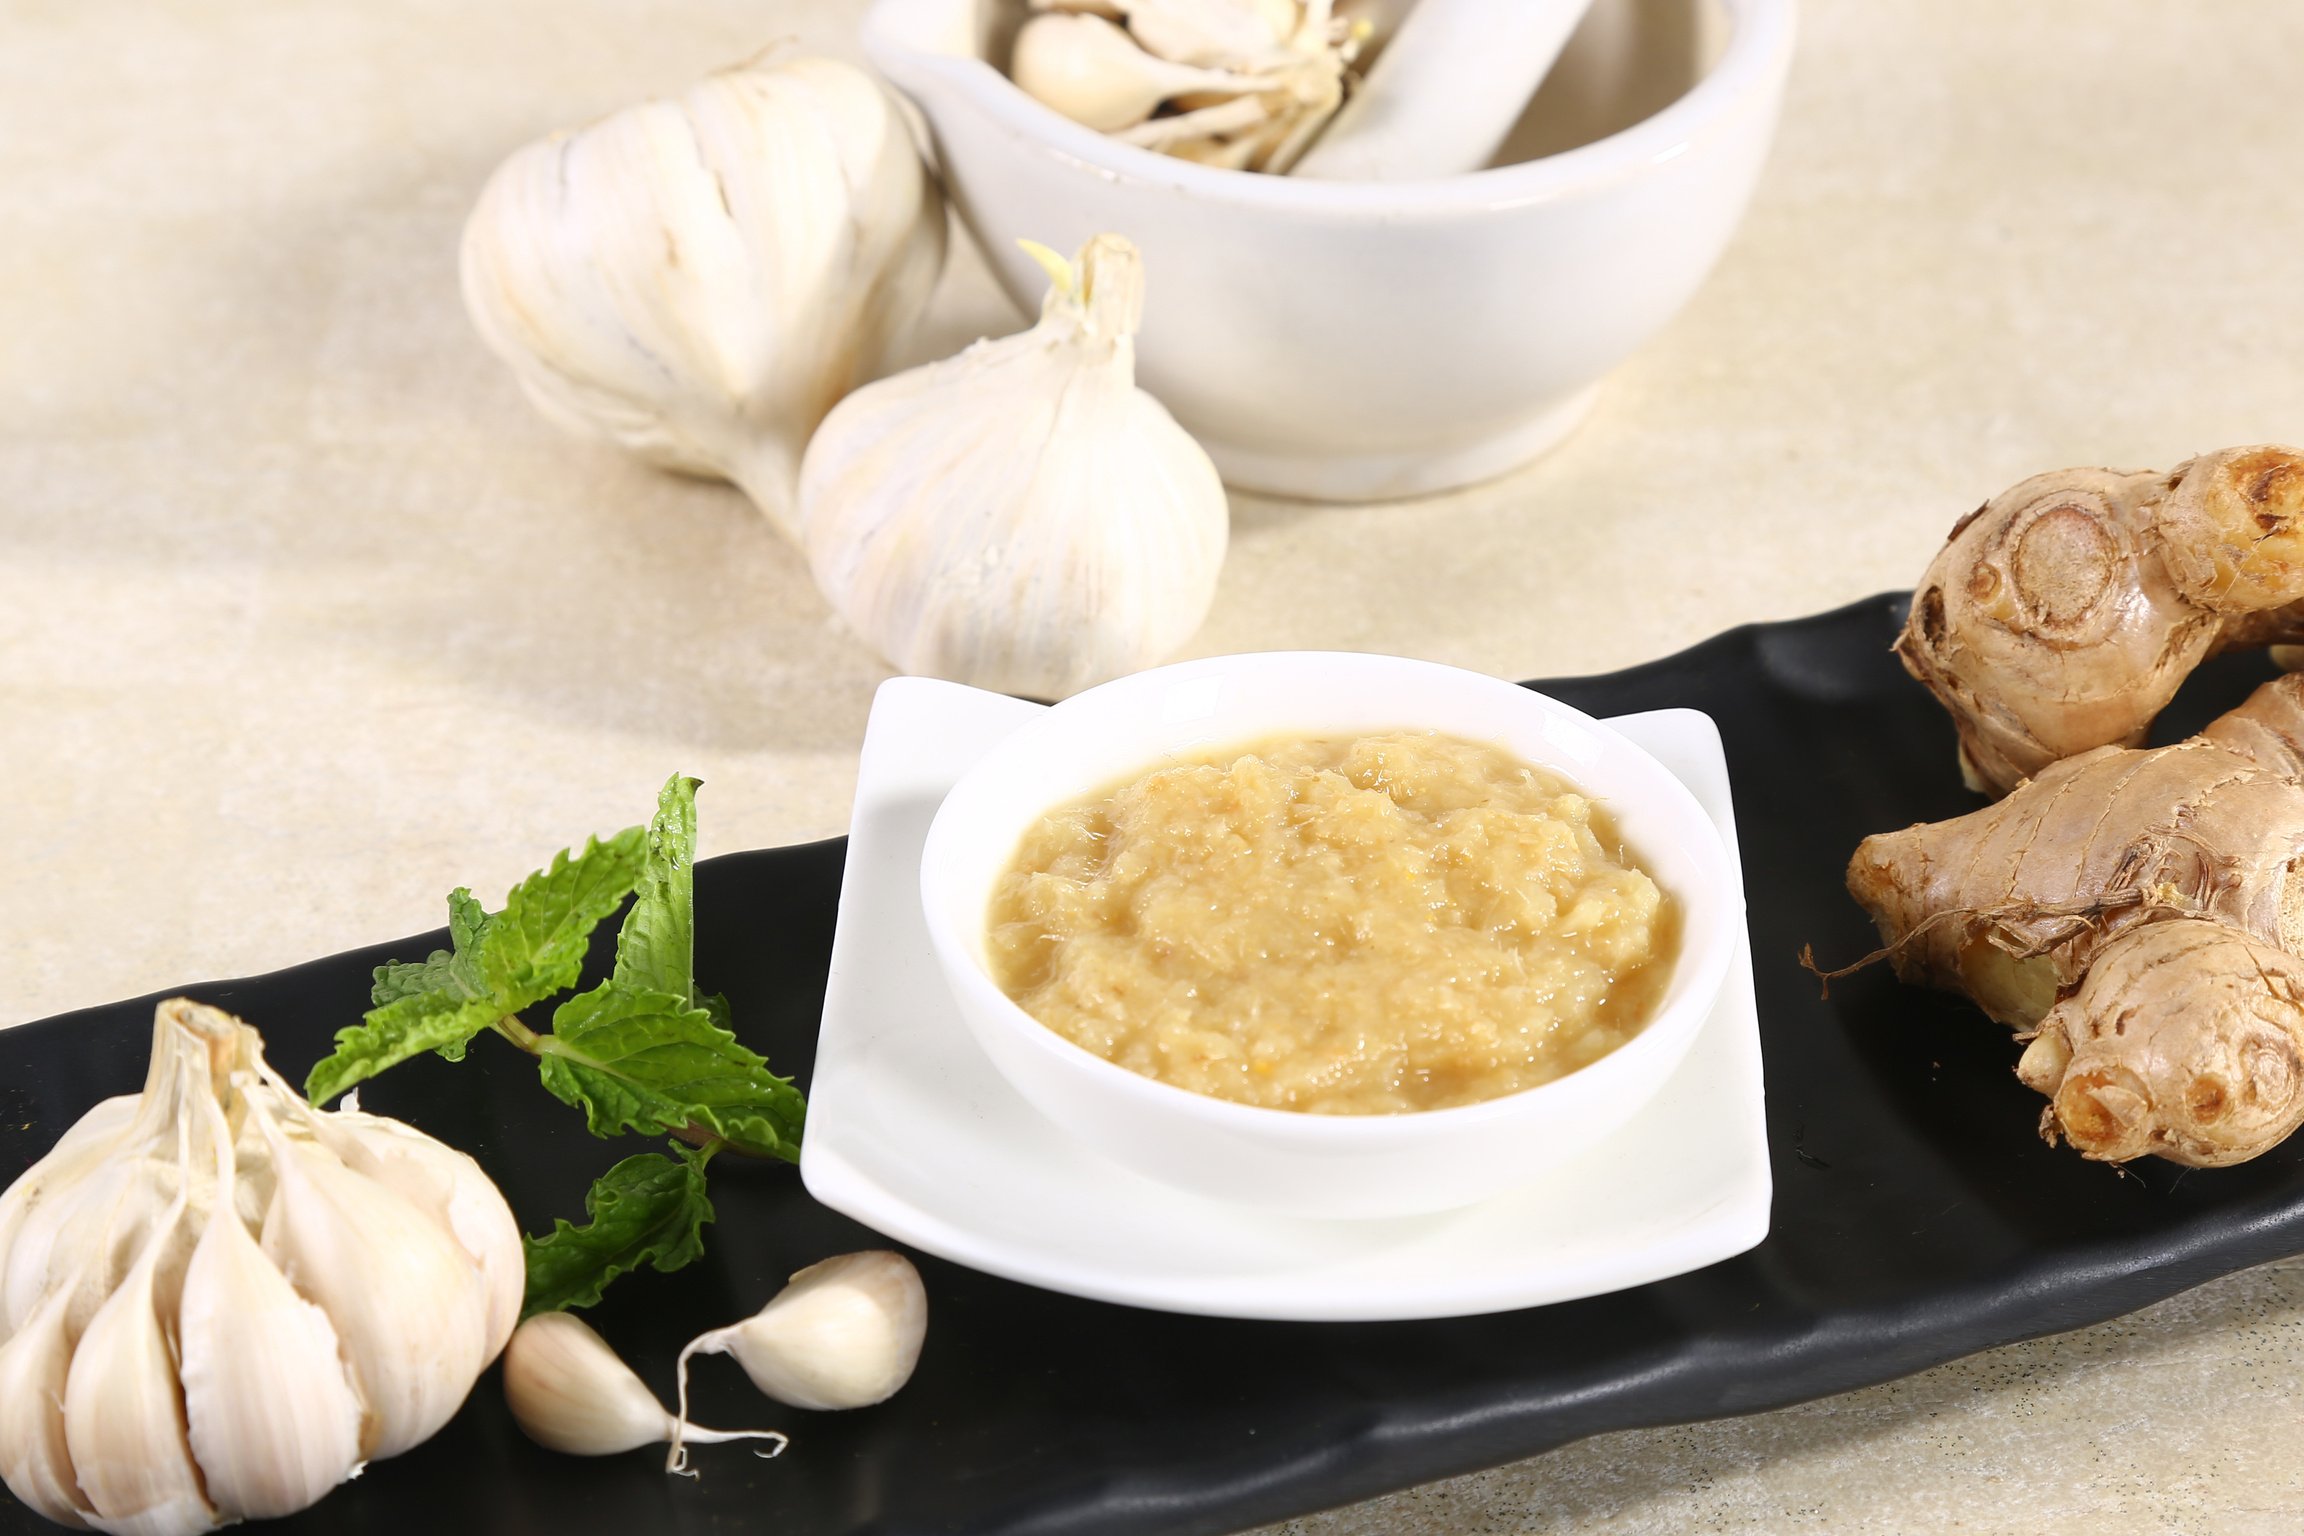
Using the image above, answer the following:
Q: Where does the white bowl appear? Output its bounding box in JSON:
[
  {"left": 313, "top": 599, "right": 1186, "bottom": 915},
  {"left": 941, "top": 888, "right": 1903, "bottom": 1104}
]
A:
[
  {"left": 917, "top": 652, "right": 1745, "bottom": 1219},
  {"left": 864, "top": 0, "right": 1796, "bottom": 502}
]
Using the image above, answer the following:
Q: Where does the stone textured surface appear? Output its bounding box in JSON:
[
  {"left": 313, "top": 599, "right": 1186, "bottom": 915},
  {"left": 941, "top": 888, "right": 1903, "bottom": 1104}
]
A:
[{"left": 4, "top": 0, "right": 2303, "bottom": 1529}]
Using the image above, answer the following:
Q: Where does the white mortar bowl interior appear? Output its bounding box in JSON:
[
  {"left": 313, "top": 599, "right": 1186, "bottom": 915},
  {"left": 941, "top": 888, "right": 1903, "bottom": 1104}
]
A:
[
  {"left": 865, "top": 0, "right": 1795, "bottom": 502},
  {"left": 919, "top": 652, "right": 1744, "bottom": 1220}
]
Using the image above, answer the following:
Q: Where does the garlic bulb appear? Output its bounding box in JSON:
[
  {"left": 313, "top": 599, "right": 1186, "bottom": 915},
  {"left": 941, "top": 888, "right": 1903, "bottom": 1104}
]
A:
[
  {"left": 1016, "top": 0, "right": 1367, "bottom": 172},
  {"left": 797, "top": 234, "right": 1228, "bottom": 698},
  {"left": 671, "top": 1251, "right": 926, "bottom": 1472},
  {"left": 503, "top": 1312, "right": 786, "bottom": 1463},
  {"left": 0, "top": 999, "right": 519, "bottom": 1533},
  {"left": 460, "top": 48, "right": 946, "bottom": 537}
]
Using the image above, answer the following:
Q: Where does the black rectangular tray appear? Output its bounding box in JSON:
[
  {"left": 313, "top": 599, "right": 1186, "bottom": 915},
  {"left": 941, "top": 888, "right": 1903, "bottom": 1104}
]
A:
[{"left": 7, "top": 592, "right": 2303, "bottom": 1536}]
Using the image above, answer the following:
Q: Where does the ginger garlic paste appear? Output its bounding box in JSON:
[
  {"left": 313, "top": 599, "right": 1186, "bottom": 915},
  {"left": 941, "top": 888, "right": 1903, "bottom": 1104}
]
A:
[{"left": 986, "top": 731, "right": 1674, "bottom": 1114}]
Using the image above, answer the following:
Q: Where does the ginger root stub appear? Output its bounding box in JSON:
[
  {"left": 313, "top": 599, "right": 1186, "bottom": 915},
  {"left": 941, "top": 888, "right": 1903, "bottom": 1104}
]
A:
[
  {"left": 1848, "top": 672, "right": 2304, "bottom": 1166},
  {"left": 1896, "top": 445, "right": 2304, "bottom": 797}
]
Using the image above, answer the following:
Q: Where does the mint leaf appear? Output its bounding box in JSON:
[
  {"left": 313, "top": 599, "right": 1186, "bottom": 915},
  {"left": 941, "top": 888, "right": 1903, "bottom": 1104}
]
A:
[
  {"left": 519, "top": 1145, "right": 714, "bottom": 1317},
  {"left": 312, "top": 830, "right": 647, "bottom": 1102},
  {"left": 614, "top": 775, "right": 701, "bottom": 1003},
  {"left": 699, "top": 991, "right": 734, "bottom": 1033},
  {"left": 370, "top": 889, "right": 494, "bottom": 1008},
  {"left": 536, "top": 983, "right": 806, "bottom": 1162},
  {"left": 479, "top": 827, "right": 650, "bottom": 1008},
  {"left": 448, "top": 886, "right": 490, "bottom": 951},
  {"left": 306, "top": 990, "right": 502, "bottom": 1105}
]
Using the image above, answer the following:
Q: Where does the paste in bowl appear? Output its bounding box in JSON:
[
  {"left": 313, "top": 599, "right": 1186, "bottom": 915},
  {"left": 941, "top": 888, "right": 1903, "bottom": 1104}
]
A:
[{"left": 986, "top": 731, "right": 1675, "bottom": 1114}]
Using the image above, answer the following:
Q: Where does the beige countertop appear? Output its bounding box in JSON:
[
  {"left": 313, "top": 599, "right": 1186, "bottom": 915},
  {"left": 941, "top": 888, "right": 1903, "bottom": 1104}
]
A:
[{"left": 7, "top": 0, "right": 2304, "bottom": 1530}]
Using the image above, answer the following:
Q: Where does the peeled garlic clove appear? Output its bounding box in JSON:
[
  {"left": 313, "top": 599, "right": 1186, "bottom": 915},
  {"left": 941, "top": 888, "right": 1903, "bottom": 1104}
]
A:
[
  {"left": 459, "top": 50, "right": 945, "bottom": 538},
  {"left": 505, "top": 1312, "right": 669, "bottom": 1456},
  {"left": 63, "top": 1197, "right": 216, "bottom": 1536},
  {"left": 1012, "top": 12, "right": 1276, "bottom": 131},
  {"left": 303, "top": 1102, "right": 524, "bottom": 1363},
  {"left": 797, "top": 234, "right": 1228, "bottom": 698},
  {"left": 1120, "top": 0, "right": 1301, "bottom": 69},
  {"left": 178, "top": 1093, "right": 363, "bottom": 1519},
  {"left": 677, "top": 1251, "right": 927, "bottom": 1416},
  {"left": 0, "top": 1278, "right": 97, "bottom": 1529},
  {"left": 253, "top": 1101, "right": 490, "bottom": 1461},
  {"left": 505, "top": 1312, "right": 788, "bottom": 1464}
]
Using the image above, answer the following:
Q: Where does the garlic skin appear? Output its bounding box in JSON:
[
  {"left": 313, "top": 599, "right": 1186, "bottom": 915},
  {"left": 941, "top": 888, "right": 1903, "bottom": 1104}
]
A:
[
  {"left": 674, "top": 1251, "right": 927, "bottom": 1430},
  {"left": 503, "top": 1312, "right": 786, "bottom": 1463},
  {"left": 0, "top": 1096, "right": 143, "bottom": 1346},
  {"left": 0, "top": 1282, "right": 96, "bottom": 1528},
  {"left": 798, "top": 235, "right": 1228, "bottom": 698},
  {"left": 62, "top": 1143, "right": 213, "bottom": 1536},
  {"left": 177, "top": 1088, "right": 364, "bottom": 1519},
  {"left": 460, "top": 49, "right": 945, "bottom": 538},
  {"left": 252, "top": 1101, "right": 491, "bottom": 1462},
  {"left": 0, "top": 1000, "right": 518, "bottom": 1534},
  {"left": 309, "top": 1105, "right": 523, "bottom": 1362}
]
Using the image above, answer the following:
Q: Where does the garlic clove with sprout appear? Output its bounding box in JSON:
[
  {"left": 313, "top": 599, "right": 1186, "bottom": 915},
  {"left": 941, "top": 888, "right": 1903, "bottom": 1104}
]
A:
[
  {"left": 0, "top": 1278, "right": 97, "bottom": 1529},
  {"left": 459, "top": 48, "right": 945, "bottom": 538},
  {"left": 504, "top": 1312, "right": 788, "bottom": 1463},
  {"left": 797, "top": 234, "right": 1228, "bottom": 699},
  {"left": 674, "top": 1252, "right": 927, "bottom": 1430},
  {"left": 176, "top": 1086, "right": 364, "bottom": 1520},
  {"left": 1012, "top": 12, "right": 1281, "bottom": 131},
  {"left": 251, "top": 1097, "right": 491, "bottom": 1461}
]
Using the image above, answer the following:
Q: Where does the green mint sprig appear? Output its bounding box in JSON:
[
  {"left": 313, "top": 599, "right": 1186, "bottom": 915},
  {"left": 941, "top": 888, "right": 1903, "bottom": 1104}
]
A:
[
  {"left": 518, "top": 1144, "right": 716, "bottom": 1317},
  {"left": 303, "top": 774, "right": 804, "bottom": 1316}
]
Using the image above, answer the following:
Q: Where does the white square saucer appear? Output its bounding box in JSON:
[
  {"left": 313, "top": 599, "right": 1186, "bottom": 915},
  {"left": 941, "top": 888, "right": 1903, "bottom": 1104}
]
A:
[{"left": 799, "top": 678, "right": 1770, "bottom": 1322}]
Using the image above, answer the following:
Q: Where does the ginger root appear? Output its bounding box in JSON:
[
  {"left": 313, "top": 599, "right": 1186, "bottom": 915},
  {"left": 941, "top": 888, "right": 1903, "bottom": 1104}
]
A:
[
  {"left": 2016, "top": 919, "right": 2304, "bottom": 1166},
  {"left": 1848, "top": 672, "right": 2304, "bottom": 1165},
  {"left": 1896, "top": 445, "right": 2304, "bottom": 797}
]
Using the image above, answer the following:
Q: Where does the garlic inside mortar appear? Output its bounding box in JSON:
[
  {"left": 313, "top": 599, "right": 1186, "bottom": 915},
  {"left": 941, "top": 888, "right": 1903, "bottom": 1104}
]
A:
[
  {"left": 797, "top": 234, "right": 1228, "bottom": 698},
  {"left": 460, "top": 47, "right": 946, "bottom": 536},
  {"left": 1015, "top": 0, "right": 1369, "bottom": 171},
  {"left": 0, "top": 999, "right": 519, "bottom": 1534}
]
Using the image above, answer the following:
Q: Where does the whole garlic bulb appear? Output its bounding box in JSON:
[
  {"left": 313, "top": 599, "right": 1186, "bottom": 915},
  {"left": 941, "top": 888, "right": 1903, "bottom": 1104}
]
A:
[
  {"left": 0, "top": 999, "right": 520, "bottom": 1534},
  {"left": 459, "top": 48, "right": 946, "bottom": 537},
  {"left": 797, "top": 234, "right": 1228, "bottom": 698}
]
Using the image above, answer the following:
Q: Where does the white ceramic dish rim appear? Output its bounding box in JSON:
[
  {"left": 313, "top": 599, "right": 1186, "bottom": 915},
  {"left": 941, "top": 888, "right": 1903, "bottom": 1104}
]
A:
[
  {"left": 863, "top": 0, "right": 1796, "bottom": 219},
  {"left": 918, "top": 651, "right": 1744, "bottom": 1150}
]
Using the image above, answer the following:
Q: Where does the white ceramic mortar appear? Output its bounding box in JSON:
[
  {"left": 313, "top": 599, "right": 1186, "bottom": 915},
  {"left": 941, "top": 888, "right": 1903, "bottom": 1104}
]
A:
[{"left": 864, "top": 0, "right": 1796, "bottom": 501}]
